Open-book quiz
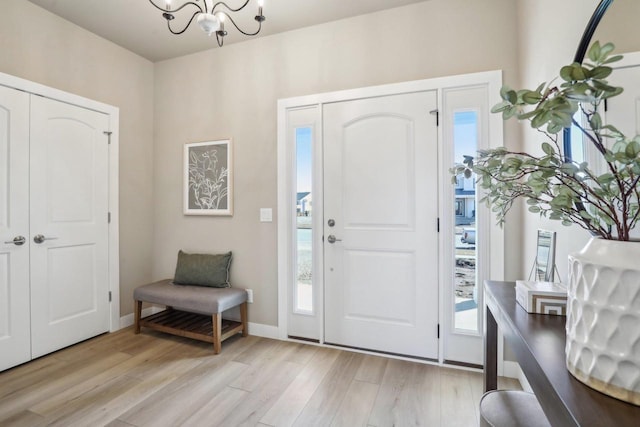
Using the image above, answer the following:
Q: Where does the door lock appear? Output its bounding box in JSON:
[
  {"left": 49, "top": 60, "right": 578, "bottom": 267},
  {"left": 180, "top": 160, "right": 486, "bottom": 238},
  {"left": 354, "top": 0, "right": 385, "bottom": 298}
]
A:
[
  {"left": 328, "top": 219, "right": 336, "bottom": 227},
  {"left": 327, "top": 235, "right": 342, "bottom": 244}
]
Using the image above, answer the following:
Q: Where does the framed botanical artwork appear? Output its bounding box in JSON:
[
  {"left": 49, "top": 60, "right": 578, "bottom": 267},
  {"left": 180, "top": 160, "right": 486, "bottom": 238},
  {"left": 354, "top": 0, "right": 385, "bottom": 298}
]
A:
[{"left": 184, "top": 139, "right": 233, "bottom": 216}]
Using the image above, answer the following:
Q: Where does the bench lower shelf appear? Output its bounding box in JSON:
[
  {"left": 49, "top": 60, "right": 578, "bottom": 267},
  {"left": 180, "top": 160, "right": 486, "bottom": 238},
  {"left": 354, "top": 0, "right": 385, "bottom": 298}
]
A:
[{"left": 138, "top": 309, "right": 245, "bottom": 349}]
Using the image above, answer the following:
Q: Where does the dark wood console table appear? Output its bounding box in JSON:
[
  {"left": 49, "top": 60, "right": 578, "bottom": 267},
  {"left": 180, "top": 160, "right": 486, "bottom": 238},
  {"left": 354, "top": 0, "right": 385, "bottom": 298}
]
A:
[{"left": 484, "top": 280, "right": 640, "bottom": 426}]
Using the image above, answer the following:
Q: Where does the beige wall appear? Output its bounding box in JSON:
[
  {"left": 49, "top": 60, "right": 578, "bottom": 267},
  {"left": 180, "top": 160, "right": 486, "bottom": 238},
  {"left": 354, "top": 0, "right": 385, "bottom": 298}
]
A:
[
  {"left": 596, "top": 0, "right": 640, "bottom": 54},
  {"left": 509, "top": 0, "right": 640, "bottom": 362},
  {"left": 0, "top": 0, "right": 155, "bottom": 316},
  {"left": 153, "top": 0, "right": 520, "bottom": 326},
  {"left": 516, "top": 0, "right": 640, "bottom": 284}
]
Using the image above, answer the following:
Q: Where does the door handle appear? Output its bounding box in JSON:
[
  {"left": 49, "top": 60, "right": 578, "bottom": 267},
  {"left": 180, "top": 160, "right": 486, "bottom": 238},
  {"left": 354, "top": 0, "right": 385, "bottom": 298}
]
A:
[
  {"left": 33, "top": 234, "right": 58, "bottom": 244},
  {"left": 327, "top": 235, "right": 342, "bottom": 244},
  {"left": 4, "top": 236, "right": 26, "bottom": 246}
]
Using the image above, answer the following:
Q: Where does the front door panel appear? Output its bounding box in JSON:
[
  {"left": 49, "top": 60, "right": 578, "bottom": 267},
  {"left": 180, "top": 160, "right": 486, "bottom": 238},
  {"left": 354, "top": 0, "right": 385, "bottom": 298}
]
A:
[{"left": 323, "top": 91, "right": 439, "bottom": 359}]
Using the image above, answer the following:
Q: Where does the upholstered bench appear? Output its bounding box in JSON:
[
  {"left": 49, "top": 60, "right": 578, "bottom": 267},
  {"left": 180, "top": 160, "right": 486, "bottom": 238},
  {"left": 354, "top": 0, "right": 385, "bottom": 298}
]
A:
[{"left": 134, "top": 279, "right": 248, "bottom": 353}]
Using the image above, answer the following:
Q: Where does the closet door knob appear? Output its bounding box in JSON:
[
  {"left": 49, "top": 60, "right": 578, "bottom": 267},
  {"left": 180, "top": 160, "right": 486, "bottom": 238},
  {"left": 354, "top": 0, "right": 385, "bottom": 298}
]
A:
[
  {"left": 4, "top": 236, "right": 26, "bottom": 246},
  {"left": 33, "top": 234, "right": 58, "bottom": 244}
]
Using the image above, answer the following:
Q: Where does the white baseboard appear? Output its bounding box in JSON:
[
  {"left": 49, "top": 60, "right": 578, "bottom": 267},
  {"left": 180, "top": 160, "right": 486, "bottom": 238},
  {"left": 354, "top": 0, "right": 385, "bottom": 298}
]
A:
[
  {"left": 503, "top": 360, "right": 520, "bottom": 379},
  {"left": 247, "top": 322, "right": 280, "bottom": 339},
  {"left": 119, "top": 306, "right": 164, "bottom": 329},
  {"left": 503, "top": 360, "right": 533, "bottom": 392},
  {"left": 221, "top": 308, "right": 279, "bottom": 339},
  {"left": 517, "top": 365, "right": 533, "bottom": 392}
]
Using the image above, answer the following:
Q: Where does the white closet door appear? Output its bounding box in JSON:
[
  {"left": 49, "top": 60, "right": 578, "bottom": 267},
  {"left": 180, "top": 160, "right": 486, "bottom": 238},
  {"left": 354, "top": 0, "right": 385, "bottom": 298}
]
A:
[
  {"left": 30, "top": 96, "right": 110, "bottom": 358},
  {"left": 0, "top": 86, "right": 31, "bottom": 371}
]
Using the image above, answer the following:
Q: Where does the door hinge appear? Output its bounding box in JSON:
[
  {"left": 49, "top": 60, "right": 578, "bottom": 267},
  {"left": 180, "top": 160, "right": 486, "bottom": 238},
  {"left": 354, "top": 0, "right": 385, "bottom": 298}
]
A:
[
  {"left": 109, "top": 291, "right": 112, "bottom": 302},
  {"left": 604, "top": 98, "right": 608, "bottom": 112},
  {"left": 430, "top": 109, "right": 439, "bottom": 126},
  {"left": 437, "top": 217, "right": 440, "bottom": 232},
  {"left": 108, "top": 212, "right": 111, "bottom": 223},
  {"left": 437, "top": 323, "right": 440, "bottom": 339},
  {"left": 104, "top": 131, "right": 112, "bottom": 144}
]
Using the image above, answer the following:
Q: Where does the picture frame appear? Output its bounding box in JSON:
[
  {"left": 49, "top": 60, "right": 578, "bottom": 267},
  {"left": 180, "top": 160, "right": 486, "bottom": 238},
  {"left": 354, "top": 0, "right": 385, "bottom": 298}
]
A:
[
  {"left": 183, "top": 139, "right": 233, "bottom": 216},
  {"left": 535, "top": 229, "right": 557, "bottom": 282}
]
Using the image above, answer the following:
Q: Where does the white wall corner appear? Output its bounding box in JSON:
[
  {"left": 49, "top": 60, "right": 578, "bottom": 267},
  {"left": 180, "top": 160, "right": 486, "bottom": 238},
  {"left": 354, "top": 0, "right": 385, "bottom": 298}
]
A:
[
  {"left": 503, "top": 360, "right": 533, "bottom": 392},
  {"left": 517, "top": 365, "right": 533, "bottom": 393},
  {"left": 502, "top": 360, "right": 520, "bottom": 379}
]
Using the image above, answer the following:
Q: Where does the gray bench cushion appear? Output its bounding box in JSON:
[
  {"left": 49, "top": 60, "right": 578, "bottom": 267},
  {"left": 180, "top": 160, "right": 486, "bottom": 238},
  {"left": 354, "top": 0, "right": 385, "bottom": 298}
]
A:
[{"left": 134, "top": 279, "right": 247, "bottom": 315}]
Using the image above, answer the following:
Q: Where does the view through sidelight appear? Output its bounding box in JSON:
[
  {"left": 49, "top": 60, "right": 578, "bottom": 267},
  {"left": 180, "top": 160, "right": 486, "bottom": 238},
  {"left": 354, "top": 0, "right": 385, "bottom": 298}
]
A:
[
  {"left": 452, "top": 111, "right": 478, "bottom": 332},
  {"left": 295, "top": 127, "right": 313, "bottom": 313}
]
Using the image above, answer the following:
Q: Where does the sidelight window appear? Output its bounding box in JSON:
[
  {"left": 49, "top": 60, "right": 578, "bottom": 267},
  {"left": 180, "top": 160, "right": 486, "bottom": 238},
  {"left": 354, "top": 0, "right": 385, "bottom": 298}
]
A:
[
  {"left": 295, "top": 127, "right": 313, "bottom": 314},
  {"left": 452, "top": 110, "right": 478, "bottom": 332}
]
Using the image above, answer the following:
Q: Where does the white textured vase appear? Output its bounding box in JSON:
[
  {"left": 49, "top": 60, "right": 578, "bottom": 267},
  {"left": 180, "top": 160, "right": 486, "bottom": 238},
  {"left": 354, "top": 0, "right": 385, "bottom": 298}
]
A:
[{"left": 566, "top": 237, "right": 640, "bottom": 406}]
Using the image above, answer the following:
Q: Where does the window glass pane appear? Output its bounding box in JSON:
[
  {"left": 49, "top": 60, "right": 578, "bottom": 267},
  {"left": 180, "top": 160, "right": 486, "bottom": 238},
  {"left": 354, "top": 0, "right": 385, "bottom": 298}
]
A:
[
  {"left": 569, "top": 113, "right": 586, "bottom": 164},
  {"left": 452, "top": 111, "right": 478, "bottom": 332},
  {"left": 296, "top": 127, "right": 313, "bottom": 313}
]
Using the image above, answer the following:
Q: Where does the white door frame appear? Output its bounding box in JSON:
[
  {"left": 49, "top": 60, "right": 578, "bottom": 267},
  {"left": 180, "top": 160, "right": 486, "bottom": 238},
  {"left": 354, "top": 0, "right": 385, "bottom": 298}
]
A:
[
  {"left": 282, "top": 105, "right": 324, "bottom": 341},
  {"left": 439, "top": 83, "right": 503, "bottom": 366},
  {"left": 0, "top": 71, "right": 120, "bottom": 332},
  {"left": 277, "top": 71, "right": 504, "bottom": 363}
]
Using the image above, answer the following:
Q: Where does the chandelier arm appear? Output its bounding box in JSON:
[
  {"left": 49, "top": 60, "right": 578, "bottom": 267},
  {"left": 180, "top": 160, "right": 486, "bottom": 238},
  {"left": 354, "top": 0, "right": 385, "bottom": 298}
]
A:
[
  {"left": 211, "top": 0, "right": 251, "bottom": 14},
  {"left": 148, "top": 0, "right": 204, "bottom": 14},
  {"left": 167, "top": 11, "right": 201, "bottom": 35},
  {"left": 216, "top": 32, "right": 225, "bottom": 47},
  {"left": 222, "top": 13, "right": 262, "bottom": 36}
]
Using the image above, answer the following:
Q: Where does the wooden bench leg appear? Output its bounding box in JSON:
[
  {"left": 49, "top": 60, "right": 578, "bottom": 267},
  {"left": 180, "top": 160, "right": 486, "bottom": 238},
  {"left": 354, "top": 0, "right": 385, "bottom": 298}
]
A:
[
  {"left": 213, "top": 313, "right": 222, "bottom": 354},
  {"left": 240, "top": 302, "right": 248, "bottom": 337},
  {"left": 134, "top": 300, "right": 142, "bottom": 334}
]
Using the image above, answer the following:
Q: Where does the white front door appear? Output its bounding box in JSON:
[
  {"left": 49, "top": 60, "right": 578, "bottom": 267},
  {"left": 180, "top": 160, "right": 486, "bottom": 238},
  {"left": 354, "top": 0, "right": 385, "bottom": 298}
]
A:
[
  {"left": 323, "top": 91, "right": 439, "bottom": 359},
  {"left": 29, "top": 96, "right": 110, "bottom": 358},
  {"left": 0, "top": 86, "right": 31, "bottom": 371}
]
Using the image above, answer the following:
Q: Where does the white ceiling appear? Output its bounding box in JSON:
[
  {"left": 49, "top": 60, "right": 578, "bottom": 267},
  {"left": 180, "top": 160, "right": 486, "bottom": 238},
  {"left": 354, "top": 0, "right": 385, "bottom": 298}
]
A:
[{"left": 27, "top": 0, "right": 427, "bottom": 62}]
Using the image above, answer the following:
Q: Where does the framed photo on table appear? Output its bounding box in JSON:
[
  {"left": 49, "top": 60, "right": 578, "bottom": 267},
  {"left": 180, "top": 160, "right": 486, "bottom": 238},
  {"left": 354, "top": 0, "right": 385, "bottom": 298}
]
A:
[
  {"left": 535, "top": 229, "right": 556, "bottom": 282},
  {"left": 184, "top": 139, "right": 233, "bottom": 216}
]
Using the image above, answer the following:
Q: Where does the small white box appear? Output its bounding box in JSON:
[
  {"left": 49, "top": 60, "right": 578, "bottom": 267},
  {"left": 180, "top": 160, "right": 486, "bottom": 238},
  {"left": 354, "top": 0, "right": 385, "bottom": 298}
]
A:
[{"left": 515, "top": 280, "right": 568, "bottom": 316}]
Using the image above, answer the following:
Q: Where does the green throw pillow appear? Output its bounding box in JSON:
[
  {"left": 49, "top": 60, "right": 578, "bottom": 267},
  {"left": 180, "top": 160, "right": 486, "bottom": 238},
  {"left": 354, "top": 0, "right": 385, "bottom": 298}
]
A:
[{"left": 173, "top": 250, "right": 232, "bottom": 288}]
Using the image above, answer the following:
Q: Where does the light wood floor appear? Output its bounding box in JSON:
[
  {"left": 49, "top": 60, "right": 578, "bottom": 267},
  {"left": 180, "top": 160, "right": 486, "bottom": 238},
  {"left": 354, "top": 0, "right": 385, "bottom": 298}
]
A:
[{"left": 0, "top": 328, "right": 520, "bottom": 427}]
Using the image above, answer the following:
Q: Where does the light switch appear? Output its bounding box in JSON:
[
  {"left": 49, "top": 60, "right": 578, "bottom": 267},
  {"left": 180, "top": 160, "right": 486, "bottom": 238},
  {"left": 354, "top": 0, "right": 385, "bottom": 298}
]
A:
[{"left": 260, "top": 208, "right": 273, "bottom": 222}]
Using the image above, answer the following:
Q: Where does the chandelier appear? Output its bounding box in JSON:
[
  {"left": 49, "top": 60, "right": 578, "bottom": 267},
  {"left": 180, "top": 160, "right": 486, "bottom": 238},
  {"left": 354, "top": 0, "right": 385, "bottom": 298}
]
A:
[{"left": 149, "top": 0, "right": 266, "bottom": 47}]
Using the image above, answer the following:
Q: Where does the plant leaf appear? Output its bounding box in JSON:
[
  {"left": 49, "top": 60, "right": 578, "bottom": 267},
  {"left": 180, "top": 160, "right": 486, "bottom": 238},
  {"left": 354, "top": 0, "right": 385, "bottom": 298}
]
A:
[{"left": 542, "top": 142, "right": 554, "bottom": 155}]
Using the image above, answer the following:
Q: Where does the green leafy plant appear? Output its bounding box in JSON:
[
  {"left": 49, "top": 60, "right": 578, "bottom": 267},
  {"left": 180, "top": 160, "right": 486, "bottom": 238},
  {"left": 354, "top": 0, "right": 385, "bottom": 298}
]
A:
[{"left": 453, "top": 42, "right": 640, "bottom": 241}]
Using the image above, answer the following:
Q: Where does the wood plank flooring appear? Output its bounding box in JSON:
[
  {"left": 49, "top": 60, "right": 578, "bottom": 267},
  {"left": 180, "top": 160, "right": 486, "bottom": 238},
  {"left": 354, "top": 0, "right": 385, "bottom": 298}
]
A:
[{"left": 0, "top": 328, "right": 520, "bottom": 426}]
